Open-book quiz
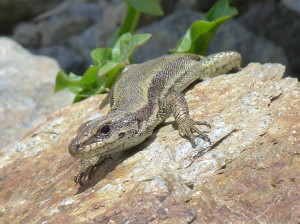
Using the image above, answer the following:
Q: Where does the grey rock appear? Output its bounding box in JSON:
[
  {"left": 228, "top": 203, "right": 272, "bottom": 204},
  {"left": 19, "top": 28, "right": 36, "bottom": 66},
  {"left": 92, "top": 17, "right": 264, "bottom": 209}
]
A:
[
  {"left": 175, "top": 0, "right": 215, "bottom": 12},
  {"left": 175, "top": 0, "right": 199, "bottom": 11},
  {"left": 0, "top": 0, "right": 61, "bottom": 33},
  {"left": 0, "top": 37, "right": 74, "bottom": 149},
  {"left": 159, "top": 0, "right": 180, "bottom": 15},
  {"left": 12, "top": 0, "right": 124, "bottom": 74},
  {"left": 238, "top": 2, "right": 300, "bottom": 76},
  {"left": 134, "top": 11, "right": 205, "bottom": 63},
  {"left": 37, "top": 2, "right": 103, "bottom": 46},
  {"left": 133, "top": 10, "right": 289, "bottom": 73},
  {"left": 34, "top": 45, "right": 85, "bottom": 74},
  {"left": 282, "top": 0, "right": 300, "bottom": 15},
  {"left": 94, "top": 0, "right": 126, "bottom": 47},
  {"left": 208, "top": 20, "right": 290, "bottom": 72},
  {"left": 68, "top": 26, "right": 96, "bottom": 67},
  {"left": 12, "top": 23, "right": 40, "bottom": 48}
]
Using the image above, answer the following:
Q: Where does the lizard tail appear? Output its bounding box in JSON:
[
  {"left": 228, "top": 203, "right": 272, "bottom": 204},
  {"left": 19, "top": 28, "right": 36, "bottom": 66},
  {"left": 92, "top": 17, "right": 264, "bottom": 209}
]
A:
[{"left": 200, "top": 51, "right": 242, "bottom": 80}]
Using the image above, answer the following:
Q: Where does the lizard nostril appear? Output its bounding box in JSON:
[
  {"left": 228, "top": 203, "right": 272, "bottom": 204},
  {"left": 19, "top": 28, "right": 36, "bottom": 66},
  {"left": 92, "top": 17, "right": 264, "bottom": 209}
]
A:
[{"left": 68, "top": 139, "right": 81, "bottom": 156}]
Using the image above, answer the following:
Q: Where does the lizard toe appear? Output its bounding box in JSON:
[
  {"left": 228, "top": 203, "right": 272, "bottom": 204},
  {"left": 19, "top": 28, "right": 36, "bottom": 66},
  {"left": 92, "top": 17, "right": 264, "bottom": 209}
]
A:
[
  {"left": 74, "top": 166, "right": 93, "bottom": 186},
  {"left": 178, "top": 118, "right": 211, "bottom": 143},
  {"left": 195, "top": 120, "right": 211, "bottom": 129},
  {"left": 74, "top": 156, "right": 103, "bottom": 185}
]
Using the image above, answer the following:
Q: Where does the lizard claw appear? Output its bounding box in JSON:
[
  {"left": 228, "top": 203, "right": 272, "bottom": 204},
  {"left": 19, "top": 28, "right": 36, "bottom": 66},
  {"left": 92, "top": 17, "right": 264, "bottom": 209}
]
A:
[
  {"left": 74, "top": 155, "right": 110, "bottom": 185},
  {"left": 178, "top": 118, "right": 211, "bottom": 144},
  {"left": 74, "top": 173, "right": 83, "bottom": 186},
  {"left": 74, "top": 165, "right": 96, "bottom": 186},
  {"left": 74, "top": 156, "right": 102, "bottom": 185}
]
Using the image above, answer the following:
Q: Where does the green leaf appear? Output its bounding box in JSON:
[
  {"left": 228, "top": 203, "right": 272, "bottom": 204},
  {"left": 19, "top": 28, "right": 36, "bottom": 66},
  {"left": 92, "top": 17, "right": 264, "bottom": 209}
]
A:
[
  {"left": 98, "top": 61, "right": 121, "bottom": 77},
  {"left": 90, "top": 48, "right": 112, "bottom": 66},
  {"left": 108, "top": 0, "right": 162, "bottom": 47},
  {"left": 73, "top": 95, "right": 86, "bottom": 103},
  {"left": 80, "top": 66, "right": 101, "bottom": 86},
  {"left": 54, "top": 71, "right": 82, "bottom": 93},
  {"left": 69, "top": 33, "right": 152, "bottom": 103},
  {"left": 99, "top": 33, "right": 151, "bottom": 90},
  {"left": 104, "top": 65, "right": 124, "bottom": 88},
  {"left": 73, "top": 81, "right": 106, "bottom": 102},
  {"left": 112, "top": 33, "right": 151, "bottom": 62},
  {"left": 128, "top": 0, "right": 163, "bottom": 16},
  {"left": 172, "top": 0, "right": 238, "bottom": 55},
  {"left": 107, "top": 2, "right": 140, "bottom": 47},
  {"left": 95, "top": 76, "right": 107, "bottom": 93},
  {"left": 205, "top": 0, "right": 237, "bottom": 22}
]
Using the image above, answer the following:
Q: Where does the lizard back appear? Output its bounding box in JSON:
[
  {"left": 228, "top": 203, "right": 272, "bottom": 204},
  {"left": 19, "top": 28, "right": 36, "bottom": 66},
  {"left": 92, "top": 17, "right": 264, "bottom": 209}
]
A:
[{"left": 109, "top": 54, "right": 203, "bottom": 113}]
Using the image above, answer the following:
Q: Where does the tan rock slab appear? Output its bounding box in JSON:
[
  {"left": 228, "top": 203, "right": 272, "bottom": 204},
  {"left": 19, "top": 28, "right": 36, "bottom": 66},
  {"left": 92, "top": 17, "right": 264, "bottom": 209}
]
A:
[{"left": 0, "top": 63, "right": 299, "bottom": 223}]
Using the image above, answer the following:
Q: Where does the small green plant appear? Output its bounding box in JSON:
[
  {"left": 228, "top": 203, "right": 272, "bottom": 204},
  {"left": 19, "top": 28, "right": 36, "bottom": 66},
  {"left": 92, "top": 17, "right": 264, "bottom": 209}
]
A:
[
  {"left": 55, "top": 0, "right": 162, "bottom": 103},
  {"left": 108, "top": 0, "right": 163, "bottom": 47},
  {"left": 55, "top": 33, "right": 151, "bottom": 102},
  {"left": 172, "top": 0, "right": 237, "bottom": 54},
  {"left": 55, "top": 0, "right": 237, "bottom": 103}
]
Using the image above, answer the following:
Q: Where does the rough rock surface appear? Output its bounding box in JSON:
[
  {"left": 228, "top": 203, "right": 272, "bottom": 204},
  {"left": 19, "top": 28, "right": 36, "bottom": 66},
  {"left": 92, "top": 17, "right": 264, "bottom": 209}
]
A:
[
  {"left": 0, "top": 63, "right": 299, "bottom": 223},
  {"left": 0, "top": 37, "right": 74, "bottom": 149}
]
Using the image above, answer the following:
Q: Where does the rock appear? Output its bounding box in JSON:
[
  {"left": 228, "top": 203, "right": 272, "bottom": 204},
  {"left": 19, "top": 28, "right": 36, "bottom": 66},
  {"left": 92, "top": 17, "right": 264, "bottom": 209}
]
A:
[
  {"left": 282, "top": 0, "right": 300, "bottom": 15},
  {"left": 175, "top": 0, "right": 199, "bottom": 11},
  {"left": 238, "top": 1, "right": 300, "bottom": 76},
  {"left": 67, "top": 26, "right": 96, "bottom": 68},
  {"left": 175, "top": 0, "right": 214, "bottom": 12},
  {"left": 11, "top": 0, "right": 124, "bottom": 74},
  {"left": 37, "top": 2, "right": 103, "bottom": 47},
  {"left": 94, "top": 0, "right": 126, "bottom": 47},
  {"left": 133, "top": 10, "right": 289, "bottom": 72},
  {"left": 1, "top": 62, "right": 299, "bottom": 223},
  {"left": 34, "top": 45, "right": 85, "bottom": 74},
  {"left": 208, "top": 20, "right": 290, "bottom": 71},
  {"left": 8, "top": 0, "right": 300, "bottom": 79},
  {"left": 134, "top": 11, "right": 206, "bottom": 62},
  {"left": 0, "top": 0, "right": 61, "bottom": 33},
  {"left": 12, "top": 23, "right": 40, "bottom": 48},
  {"left": 0, "top": 37, "right": 74, "bottom": 149}
]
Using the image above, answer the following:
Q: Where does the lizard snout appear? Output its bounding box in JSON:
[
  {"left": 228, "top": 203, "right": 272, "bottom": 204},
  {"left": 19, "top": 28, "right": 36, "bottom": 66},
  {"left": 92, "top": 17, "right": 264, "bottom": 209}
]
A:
[{"left": 68, "top": 138, "right": 83, "bottom": 157}]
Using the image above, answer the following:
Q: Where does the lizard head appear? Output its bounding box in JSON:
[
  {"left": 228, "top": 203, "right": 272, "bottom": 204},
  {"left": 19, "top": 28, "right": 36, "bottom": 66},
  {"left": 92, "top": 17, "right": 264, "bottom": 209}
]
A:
[{"left": 68, "top": 112, "right": 142, "bottom": 159}]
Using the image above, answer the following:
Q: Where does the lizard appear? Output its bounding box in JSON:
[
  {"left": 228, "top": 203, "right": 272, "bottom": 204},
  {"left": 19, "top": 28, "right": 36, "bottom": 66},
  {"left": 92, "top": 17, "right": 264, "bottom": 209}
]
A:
[{"left": 68, "top": 51, "right": 242, "bottom": 185}]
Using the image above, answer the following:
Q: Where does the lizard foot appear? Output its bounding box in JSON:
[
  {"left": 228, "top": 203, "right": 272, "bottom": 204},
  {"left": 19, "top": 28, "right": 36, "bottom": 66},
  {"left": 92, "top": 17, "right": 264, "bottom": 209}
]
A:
[
  {"left": 178, "top": 118, "right": 211, "bottom": 144},
  {"left": 74, "top": 156, "right": 107, "bottom": 185},
  {"left": 74, "top": 164, "right": 96, "bottom": 186}
]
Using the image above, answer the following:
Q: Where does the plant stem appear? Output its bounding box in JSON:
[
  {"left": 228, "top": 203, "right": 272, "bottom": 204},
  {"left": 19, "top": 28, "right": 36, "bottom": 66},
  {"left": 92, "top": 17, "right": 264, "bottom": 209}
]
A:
[{"left": 107, "top": 0, "right": 140, "bottom": 47}]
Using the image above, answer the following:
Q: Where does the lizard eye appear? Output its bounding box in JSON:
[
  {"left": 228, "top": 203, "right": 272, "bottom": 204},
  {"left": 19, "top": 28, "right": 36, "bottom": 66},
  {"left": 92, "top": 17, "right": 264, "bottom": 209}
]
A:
[{"left": 99, "top": 124, "right": 111, "bottom": 135}]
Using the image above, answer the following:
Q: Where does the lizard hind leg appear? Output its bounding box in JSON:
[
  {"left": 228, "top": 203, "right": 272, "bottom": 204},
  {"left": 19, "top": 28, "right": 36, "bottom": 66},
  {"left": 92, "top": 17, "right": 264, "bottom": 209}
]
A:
[{"left": 163, "top": 91, "right": 211, "bottom": 145}]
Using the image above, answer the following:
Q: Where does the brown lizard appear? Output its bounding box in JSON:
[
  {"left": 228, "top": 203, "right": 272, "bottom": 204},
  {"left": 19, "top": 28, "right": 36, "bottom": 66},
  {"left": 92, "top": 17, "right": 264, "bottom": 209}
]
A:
[{"left": 68, "top": 52, "right": 242, "bottom": 185}]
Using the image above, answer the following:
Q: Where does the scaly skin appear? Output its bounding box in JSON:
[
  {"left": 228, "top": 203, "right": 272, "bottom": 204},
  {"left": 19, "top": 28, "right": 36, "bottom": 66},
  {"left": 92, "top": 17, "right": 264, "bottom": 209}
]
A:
[{"left": 69, "top": 52, "right": 242, "bottom": 185}]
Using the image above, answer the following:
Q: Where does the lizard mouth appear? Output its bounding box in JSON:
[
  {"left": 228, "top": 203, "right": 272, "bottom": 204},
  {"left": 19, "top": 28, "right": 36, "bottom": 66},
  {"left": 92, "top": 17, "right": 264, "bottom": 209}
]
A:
[{"left": 68, "top": 140, "right": 105, "bottom": 159}]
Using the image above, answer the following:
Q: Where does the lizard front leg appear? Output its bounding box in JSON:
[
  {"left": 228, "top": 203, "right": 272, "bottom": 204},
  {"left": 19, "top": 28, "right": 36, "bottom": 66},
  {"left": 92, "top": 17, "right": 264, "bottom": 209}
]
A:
[
  {"left": 74, "top": 156, "right": 107, "bottom": 185},
  {"left": 161, "top": 91, "right": 211, "bottom": 144}
]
